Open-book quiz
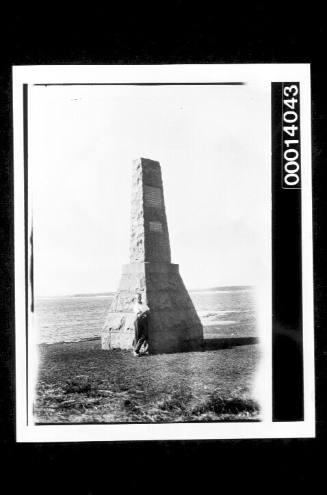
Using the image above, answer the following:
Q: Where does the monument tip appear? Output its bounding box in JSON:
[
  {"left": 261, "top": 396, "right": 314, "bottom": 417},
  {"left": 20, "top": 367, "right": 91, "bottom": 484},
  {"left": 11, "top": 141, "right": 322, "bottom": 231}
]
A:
[{"left": 133, "top": 157, "right": 160, "bottom": 167}]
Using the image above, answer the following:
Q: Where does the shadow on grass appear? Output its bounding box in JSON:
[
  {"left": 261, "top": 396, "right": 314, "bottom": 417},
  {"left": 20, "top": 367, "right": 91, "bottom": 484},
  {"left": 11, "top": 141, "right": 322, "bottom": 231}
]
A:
[
  {"left": 203, "top": 336, "right": 258, "bottom": 351},
  {"left": 149, "top": 336, "right": 259, "bottom": 355}
]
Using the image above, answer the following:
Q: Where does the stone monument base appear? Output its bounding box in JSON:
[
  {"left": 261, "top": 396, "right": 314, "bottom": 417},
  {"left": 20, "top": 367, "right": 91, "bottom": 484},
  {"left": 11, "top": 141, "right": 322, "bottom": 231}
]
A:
[
  {"left": 102, "top": 262, "right": 203, "bottom": 354},
  {"left": 101, "top": 312, "right": 135, "bottom": 350}
]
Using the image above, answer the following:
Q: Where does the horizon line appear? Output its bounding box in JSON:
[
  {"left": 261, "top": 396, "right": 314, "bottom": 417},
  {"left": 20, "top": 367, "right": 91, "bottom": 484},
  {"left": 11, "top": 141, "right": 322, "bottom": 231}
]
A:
[{"left": 36, "top": 284, "right": 254, "bottom": 299}]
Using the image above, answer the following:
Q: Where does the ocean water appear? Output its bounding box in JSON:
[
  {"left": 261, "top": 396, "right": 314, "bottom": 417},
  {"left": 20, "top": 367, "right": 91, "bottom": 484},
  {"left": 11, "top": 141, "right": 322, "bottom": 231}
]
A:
[{"left": 35, "top": 286, "right": 256, "bottom": 344}]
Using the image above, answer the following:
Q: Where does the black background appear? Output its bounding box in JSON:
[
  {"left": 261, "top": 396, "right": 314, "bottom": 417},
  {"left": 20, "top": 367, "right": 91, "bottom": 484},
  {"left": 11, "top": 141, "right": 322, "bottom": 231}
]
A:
[
  {"left": 271, "top": 82, "right": 303, "bottom": 421},
  {"left": 0, "top": 2, "right": 326, "bottom": 490}
]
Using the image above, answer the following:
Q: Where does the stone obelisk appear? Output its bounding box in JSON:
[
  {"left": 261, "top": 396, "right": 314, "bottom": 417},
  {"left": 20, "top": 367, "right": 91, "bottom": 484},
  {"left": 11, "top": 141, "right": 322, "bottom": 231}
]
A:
[{"left": 102, "top": 158, "right": 203, "bottom": 354}]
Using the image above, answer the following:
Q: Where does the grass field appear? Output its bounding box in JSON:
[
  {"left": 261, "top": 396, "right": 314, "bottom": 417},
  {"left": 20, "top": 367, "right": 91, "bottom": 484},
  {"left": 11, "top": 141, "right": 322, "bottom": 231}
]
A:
[{"left": 34, "top": 329, "right": 260, "bottom": 423}]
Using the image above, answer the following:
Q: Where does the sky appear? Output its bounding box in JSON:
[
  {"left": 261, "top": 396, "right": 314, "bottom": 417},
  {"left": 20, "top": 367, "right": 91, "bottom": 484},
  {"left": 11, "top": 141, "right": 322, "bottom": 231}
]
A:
[{"left": 29, "top": 82, "right": 271, "bottom": 296}]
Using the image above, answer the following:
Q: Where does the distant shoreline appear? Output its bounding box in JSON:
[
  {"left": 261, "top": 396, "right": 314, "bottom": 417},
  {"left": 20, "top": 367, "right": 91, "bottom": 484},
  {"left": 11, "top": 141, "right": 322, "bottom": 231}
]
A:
[
  {"left": 39, "top": 336, "right": 101, "bottom": 347},
  {"left": 37, "top": 285, "right": 254, "bottom": 300}
]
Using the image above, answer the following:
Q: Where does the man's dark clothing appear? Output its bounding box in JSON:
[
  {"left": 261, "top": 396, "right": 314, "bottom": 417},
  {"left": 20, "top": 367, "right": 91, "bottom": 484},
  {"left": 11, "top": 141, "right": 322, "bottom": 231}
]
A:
[{"left": 133, "top": 313, "right": 149, "bottom": 353}]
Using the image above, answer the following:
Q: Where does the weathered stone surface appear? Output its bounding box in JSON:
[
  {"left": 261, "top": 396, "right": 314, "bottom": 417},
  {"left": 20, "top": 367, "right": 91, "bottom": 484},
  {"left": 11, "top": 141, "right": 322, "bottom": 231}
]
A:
[
  {"left": 129, "top": 158, "right": 171, "bottom": 264},
  {"left": 129, "top": 159, "right": 146, "bottom": 263},
  {"left": 144, "top": 262, "right": 203, "bottom": 353},
  {"left": 109, "top": 263, "right": 146, "bottom": 312},
  {"left": 102, "top": 313, "right": 135, "bottom": 349},
  {"left": 102, "top": 158, "right": 203, "bottom": 354}
]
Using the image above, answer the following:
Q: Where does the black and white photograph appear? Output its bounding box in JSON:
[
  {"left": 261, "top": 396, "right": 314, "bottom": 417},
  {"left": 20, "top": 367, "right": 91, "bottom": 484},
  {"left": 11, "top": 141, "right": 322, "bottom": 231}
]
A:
[{"left": 13, "top": 65, "right": 314, "bottom": 441}]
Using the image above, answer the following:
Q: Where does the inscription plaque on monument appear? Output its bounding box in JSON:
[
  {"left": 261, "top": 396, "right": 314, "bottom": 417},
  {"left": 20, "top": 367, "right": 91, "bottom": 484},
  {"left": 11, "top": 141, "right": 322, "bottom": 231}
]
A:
[
  {"left": 102, "top": 157, "right": 204, "bottom": 354},
  {"left": 149, "top": 221, "right": 163, "bottom": 232},
  {"left": 144, "top": 185, "right": 163, "bottom": 207}
]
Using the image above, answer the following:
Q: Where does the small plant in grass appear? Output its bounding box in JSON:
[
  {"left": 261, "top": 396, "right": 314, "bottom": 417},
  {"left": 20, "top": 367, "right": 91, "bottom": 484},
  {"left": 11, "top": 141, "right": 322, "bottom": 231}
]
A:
[
  {"left": 157, "top": 390, "right": 193, "bottom": 412},
  {"left": 64, "top": 377, "right": 96, "bottom": 395}
]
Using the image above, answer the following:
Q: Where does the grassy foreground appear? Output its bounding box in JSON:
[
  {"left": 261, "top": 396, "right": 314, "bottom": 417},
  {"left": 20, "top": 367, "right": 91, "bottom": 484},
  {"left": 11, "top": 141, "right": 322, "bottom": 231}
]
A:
[{"left": 34, "top": 335, "right": 260, "bottom": 423}]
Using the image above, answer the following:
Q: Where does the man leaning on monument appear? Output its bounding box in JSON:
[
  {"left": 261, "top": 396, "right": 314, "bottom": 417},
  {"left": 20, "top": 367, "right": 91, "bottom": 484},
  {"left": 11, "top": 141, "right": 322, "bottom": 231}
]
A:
[{"left": 132, "top": 293, "right": 150, "bottom": 356}]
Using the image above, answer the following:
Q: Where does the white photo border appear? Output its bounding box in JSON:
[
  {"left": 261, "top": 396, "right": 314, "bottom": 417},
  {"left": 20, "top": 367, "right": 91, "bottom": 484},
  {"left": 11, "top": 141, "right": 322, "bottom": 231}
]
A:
[{"left": 13, "top": 64, "right": 315, "bottom": 442}]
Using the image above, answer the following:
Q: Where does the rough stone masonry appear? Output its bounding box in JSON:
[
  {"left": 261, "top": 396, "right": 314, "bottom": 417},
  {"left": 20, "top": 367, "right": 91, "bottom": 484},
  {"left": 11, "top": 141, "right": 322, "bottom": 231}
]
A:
[{"left": 102, "top": 158, "right": 203, "bottom": 354}]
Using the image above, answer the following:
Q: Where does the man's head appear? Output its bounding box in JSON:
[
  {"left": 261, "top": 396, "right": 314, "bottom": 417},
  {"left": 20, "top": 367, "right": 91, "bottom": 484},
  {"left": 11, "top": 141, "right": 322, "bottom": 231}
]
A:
[{"left": 135, "top": 293, "right": 142, "bottom": 303}]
